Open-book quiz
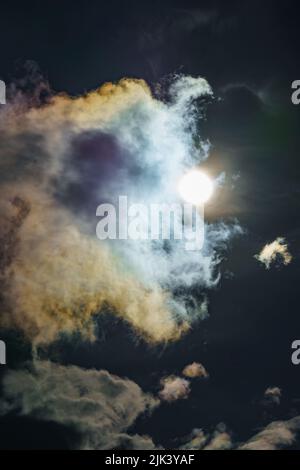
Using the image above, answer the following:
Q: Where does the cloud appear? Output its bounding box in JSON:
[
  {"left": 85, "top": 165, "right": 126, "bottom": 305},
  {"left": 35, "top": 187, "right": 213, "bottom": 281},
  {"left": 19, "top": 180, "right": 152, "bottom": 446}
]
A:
[
  {"left": 204, "top": 429, "right": 232, "bottom": 450},
  {"left": 238, "top": 417, "right": 300, "bottom": 450},
  {"left": 0, "top": 73, "right": 241, "bottom": 346},
  {"left": 179, "top": 428, "right": 208, "bottom": 450},
  {"left": 0, "top": 184, "right": 190, "bottom": 345},
  {"left": 179, "top": 416, "right": 300, "bottom": 451},
  {"left": 1, "top": 361, "right": 297, "bottom": 451},
  {"left": 182, "top": 362, "right": 208, "bottom": 379},
  {"left": 0, "top": 360, "right": 158, "bottom": 450},
  {"left": 180, "top": 418, "right": 300, "bottom": 451},
  {"left": 159, "top": 376, "right": 190, "bottom": 402},
  {"left": 255, "top": 237, "right": 292, "bottom": 269},
  {"left": 180, "top": 424, "right": 232, "bottom": 450},
  {"left": 263, "top": 386, "right": 281, "bottom": 406}
]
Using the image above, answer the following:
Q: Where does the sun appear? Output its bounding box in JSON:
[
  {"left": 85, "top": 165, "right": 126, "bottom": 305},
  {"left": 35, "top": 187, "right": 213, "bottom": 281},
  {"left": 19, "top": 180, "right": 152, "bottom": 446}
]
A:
[{"left": 178, "top": 169, "right": 214, "bottom": 205}]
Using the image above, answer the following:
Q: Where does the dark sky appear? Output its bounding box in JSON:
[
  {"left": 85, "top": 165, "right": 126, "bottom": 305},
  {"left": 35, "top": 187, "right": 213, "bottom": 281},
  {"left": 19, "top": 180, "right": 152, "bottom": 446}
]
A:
[
  {"left": 0, "top": 0, "right": 299, "bottom": 92},
  {"left": 1, "top": 0, "right": 300, "bottom": 450}
]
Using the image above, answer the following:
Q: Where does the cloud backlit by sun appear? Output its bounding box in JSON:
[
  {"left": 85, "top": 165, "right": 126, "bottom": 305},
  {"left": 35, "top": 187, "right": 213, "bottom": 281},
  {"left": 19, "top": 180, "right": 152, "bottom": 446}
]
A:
[{"left": 0, "top": 74, "right": 241, "bottom": 346}]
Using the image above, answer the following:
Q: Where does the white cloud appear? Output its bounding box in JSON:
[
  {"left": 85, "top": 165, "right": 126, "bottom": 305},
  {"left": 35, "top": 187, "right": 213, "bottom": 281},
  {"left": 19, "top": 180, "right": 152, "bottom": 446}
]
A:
[{"left": 159, "top": 376, "right": 190, "bottom": 402}]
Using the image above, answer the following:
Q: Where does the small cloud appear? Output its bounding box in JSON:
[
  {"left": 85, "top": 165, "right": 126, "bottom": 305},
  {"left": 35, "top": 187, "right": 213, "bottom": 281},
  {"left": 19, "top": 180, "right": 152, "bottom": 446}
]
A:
[
  {"left": 182, "top": 362, "right": 209, "bottom": 379},
  {"left": 179, "top": 429, "right": 208, "bottom": 450},
  {"left": 159, "top": 376, "right": 190, "bottom": 402},
  {"left": 255, "top": 237, "right": 292, "bottom": 269},
  {"left": 180, "top": 424, "right": 232, "bottom": 450},
  {"left": 239, "top": 417, "right": 300, "bottom": 450},
  {"left": 204, "top": 429, "right": 232, "bottom": 450},
  {"left": 263, "top": 386, "right": 282, "bottom": 406}
]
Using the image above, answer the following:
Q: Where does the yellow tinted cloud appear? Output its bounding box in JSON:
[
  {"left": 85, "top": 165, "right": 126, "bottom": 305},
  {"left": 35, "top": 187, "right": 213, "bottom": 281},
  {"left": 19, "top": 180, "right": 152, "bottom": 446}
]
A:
[
  {"left": 0, "top": 184, "right": 188, "bottom": 345},
  {"left": 255, "top": 237, "right": 292, "bottom": 269}
]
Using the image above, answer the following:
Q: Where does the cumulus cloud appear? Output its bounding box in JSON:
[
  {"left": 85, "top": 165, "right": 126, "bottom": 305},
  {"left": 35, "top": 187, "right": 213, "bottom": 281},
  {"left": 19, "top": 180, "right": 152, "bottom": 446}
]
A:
[
  {"left": 178, "top": 416, "right": 300, "bottom": 451},
  {"left": 180, "top": 424, "right": 232, "bottom": 450},
  {"left": 0, "top": 184, "right": 190, "bottom": 345},
  {"left": 255, "top": 237, "right": 292, "bottom": 269},
  {"left": 159, "top": 376, "right": 190, "bottom": 402},
  {"left": 179, "top": 428, "right": 208, "bottom": 450},
  {"left": 182, "top": 362, "right": 208, "bottom": 379},
  {"left": 238, "top": 417, "right": 300, "bottom": 450},
  {"left": 180, "top": 418, "right": 300, "bottom": 451},
  {"left": 0, "top": 72, "right": 241, "bottom": 346},
  {"left": 0, "top": 360, "right": 158, "bottom": 450},
  {"left": 2, "top": 361, "right": 297, "bottom": 451},
  {"left": 204, "top": 429, "right": 232, "bottom": 450}
]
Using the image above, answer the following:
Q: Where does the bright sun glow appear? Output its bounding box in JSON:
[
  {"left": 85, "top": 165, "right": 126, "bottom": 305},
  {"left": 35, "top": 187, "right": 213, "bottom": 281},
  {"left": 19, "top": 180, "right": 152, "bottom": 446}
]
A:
[{"left": 178, "top": 170, "right": 214, "bottom": 204}]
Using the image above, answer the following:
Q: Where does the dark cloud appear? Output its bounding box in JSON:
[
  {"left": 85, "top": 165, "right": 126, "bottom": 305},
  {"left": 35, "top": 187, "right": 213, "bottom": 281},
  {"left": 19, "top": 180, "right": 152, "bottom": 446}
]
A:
[{"left": 0, "top": 361, "right": 158, "bottom": 449}]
